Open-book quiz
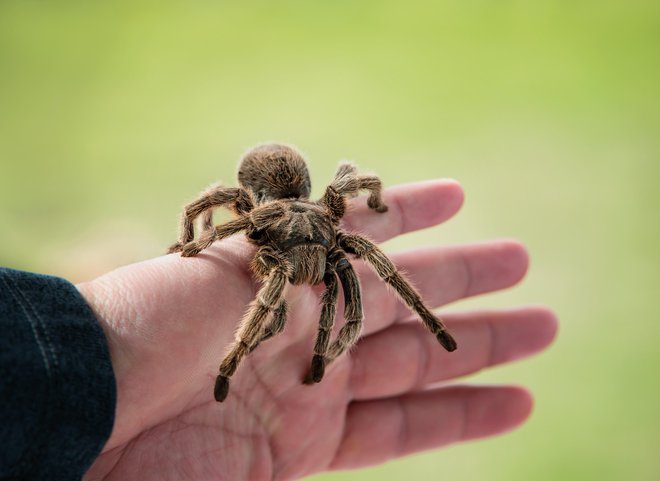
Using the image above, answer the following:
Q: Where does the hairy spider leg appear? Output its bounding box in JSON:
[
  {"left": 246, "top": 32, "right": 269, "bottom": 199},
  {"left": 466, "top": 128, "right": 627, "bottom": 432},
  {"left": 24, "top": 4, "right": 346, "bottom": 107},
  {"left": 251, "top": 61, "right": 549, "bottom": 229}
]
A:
[
  {"left": 169, "top": 185, "right": 253, "bottom": 253},
  {"left": 248, "top": 300, "right": 287, "bottom": 354},
  {"left": 181, "top": 216, "right": 252, "bottom": 257},
  {"left": 215, "top": 267, "right": 288, "bottom": 402},
  {"left": 338, "top": 232, "right": 457, "bottom": 352},
  {"left": 201, "top": 209, "right": 214, "bottom": 233},
  {"left": 303, "top": 269, "right": 339, "bottom": 384},
  {"left": 319, "top": 163, "right": 389, "bottom": 222},
  {"left": 324, "top": 258, "right": 364, "bottom": 363}
]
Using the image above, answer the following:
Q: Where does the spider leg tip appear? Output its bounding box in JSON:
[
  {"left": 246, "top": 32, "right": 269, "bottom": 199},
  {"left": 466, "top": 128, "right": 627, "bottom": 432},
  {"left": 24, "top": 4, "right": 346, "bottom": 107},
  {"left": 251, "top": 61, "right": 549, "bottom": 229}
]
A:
[
  {"left": 214, "top": 375, "right": 230, "bottom": 402},
  {"left": 437, "top": 331, "right": 458, "bottom": 352},
  {"left": 167, "top": 243, "right": 183, "bottom": 254},
  {"left": 303, "top": 356, "right": 325, "bottom": 385},
  {"left": 181, "top": 245, "right": 201, "bottom": 257}
]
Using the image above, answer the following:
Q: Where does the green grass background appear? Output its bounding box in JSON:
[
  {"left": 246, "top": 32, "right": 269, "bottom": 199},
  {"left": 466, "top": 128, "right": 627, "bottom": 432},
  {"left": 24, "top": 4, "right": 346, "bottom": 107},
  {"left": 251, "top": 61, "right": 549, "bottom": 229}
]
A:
[{"left": 1, "top": 1, "right": 658, "bottom": 480}]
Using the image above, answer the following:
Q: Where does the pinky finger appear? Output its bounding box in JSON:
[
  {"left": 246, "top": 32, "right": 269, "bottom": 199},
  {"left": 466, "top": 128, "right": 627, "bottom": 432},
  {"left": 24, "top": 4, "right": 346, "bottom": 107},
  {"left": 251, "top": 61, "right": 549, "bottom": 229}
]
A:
[{"left": 330, "top": 385, "right": 533, "bottom": 470}]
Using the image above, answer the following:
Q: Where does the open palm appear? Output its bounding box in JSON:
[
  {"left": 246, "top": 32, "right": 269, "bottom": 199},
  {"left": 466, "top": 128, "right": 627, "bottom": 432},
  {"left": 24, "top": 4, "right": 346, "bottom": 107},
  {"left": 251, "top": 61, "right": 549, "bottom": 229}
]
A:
[{"left": 80, "top": 179, "right": 556, "bottom": 481}]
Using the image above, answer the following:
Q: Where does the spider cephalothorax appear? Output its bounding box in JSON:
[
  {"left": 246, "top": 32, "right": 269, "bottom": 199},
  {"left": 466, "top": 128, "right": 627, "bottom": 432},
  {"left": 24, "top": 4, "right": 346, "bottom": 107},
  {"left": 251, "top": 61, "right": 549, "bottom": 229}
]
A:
[{"left": 168, "top": 143, "right": 457, "bottom": 402}]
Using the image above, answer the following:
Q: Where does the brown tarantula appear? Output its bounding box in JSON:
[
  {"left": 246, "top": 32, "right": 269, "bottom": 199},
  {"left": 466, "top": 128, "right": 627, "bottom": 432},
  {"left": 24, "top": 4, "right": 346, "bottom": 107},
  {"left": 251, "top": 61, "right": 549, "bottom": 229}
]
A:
[{"left": 168, "top": 144, "right": 457, "bottom": 402}]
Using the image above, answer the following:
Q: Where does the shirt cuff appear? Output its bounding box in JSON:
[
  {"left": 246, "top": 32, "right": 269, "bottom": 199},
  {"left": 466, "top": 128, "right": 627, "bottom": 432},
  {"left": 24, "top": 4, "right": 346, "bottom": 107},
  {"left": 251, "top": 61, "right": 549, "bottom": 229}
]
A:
[{"left": 0, "top": 268, "right": 117, "bottom": 481}]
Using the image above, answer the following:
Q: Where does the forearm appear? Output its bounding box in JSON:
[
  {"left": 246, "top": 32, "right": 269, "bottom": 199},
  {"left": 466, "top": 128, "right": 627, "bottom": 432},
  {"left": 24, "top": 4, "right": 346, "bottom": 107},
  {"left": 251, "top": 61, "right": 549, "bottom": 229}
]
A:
[{"left": 0, "top": 268, "right": 116, "bottom": 481}]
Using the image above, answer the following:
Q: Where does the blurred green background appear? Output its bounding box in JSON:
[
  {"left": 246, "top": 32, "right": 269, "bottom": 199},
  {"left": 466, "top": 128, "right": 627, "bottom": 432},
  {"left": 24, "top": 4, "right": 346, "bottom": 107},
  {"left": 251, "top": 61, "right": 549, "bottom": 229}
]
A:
[{"left": 1, "top": 1, "right": 658, "bottom": 480}]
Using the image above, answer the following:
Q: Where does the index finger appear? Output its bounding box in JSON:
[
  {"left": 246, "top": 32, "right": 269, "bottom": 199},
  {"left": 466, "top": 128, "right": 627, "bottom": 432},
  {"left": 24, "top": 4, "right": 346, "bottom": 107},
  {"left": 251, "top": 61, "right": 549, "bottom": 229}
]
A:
[{"left": 341, "top": 179, "right": 464, "bottom": 243}]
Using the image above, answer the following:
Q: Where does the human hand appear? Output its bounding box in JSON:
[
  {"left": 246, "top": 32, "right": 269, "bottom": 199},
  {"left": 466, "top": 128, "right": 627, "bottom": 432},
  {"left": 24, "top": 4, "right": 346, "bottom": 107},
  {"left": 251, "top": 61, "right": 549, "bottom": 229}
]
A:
[{"left": 79, "top": 179, "right": 557, "bottom": 481}]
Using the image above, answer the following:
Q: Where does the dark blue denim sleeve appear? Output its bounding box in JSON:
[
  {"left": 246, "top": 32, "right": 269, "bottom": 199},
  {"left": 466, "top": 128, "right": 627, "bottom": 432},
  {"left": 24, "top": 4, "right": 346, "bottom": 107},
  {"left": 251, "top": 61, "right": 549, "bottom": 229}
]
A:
[{"left": 0, "top": 268, "right": 116, "bottom": 481}]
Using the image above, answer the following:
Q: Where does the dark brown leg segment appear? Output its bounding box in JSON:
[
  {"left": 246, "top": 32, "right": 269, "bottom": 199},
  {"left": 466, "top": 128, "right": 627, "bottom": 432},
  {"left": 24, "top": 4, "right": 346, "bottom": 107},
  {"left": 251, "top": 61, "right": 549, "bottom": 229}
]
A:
[
  {"left": 325, "top": 259, "right": 364, "bottom": 363},
  {"left": 215, "top": 268, "right": 287, "bottom": 402},
  {"left": 181, "top": 216, "right": 252, "bottom": 257},
  {"left": 201, "top": 208, "right": 214, "bottom": 232},
  {"left": 357, "top": 175, "right": 388, "bottom": 213},
  {"left": 248, "top": 300, "right": 288, "bottom": 353},
  {"left": 303, "top": 271, "right": 339, "bottom": 384},
  {"left": 338, "top": 232, "right": 457, "bottom": 352},
  {"left": 168, "top": 185, "right": 242, "bottom": 253},
  {"left": 319, "top": 163, "right": 389, "bottom": 221}
]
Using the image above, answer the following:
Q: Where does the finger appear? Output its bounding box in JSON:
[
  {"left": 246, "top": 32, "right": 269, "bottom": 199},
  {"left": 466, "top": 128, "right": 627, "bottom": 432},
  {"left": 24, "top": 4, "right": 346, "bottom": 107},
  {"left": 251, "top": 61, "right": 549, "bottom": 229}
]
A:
[
  {"left": 350, "top": 306, "right": 557, "bottom": 400},
  {"left": 341, "top": 179, "right": 464, "bottom": 243},
  {"left": 330, "top": 385, "right": 533, "bottom": 470},
  {"left": 167, "top": 179, "right": 462, "bottom": 277},
  {"left": 355, "top": 239, "right": 529, "bottom": 336}
]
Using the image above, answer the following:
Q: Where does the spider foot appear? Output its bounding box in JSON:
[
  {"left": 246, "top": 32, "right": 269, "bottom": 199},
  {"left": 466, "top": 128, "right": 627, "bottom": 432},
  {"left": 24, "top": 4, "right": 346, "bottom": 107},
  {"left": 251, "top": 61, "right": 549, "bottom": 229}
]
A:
[
  {"left": 374, "top": 204, "right": 389, "bottom": 213},
  {"left": 368, "top": 199, "right": 389, "bottom": 213},
  {"left": 167, "top": 242, "right": 183, "bottom": 254},
  {"left": 437, "top": 330, "right": 457, "bottom": 352},
  {"left": 181, "top": 242, "right": 202, "bottom": 257},
  {"left": 303, "top": 354, "right": 326, "bottom": 385},
  {"left": 214, "top": 375, "right": 230, "bottom": 402}
]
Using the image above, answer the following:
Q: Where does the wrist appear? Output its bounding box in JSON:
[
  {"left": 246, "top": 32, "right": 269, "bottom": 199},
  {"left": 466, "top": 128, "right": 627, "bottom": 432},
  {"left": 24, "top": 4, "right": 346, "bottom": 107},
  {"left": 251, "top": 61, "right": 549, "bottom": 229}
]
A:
[
  {"left": 76, "top": 279, "right": 135, "bottom": 450},
  {"left": 77, "top": 279, "right": 131, "bottom": 380}
]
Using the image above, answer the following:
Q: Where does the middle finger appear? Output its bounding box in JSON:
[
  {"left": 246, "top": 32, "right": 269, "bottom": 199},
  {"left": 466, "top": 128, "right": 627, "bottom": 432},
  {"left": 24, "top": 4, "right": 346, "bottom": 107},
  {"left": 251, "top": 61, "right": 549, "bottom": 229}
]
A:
[
  {"left": 349, "top": 306, "right": 558, "bottom": 400},
  {"left": 353, "top": 239, "right": 529, "bottom": 337}
]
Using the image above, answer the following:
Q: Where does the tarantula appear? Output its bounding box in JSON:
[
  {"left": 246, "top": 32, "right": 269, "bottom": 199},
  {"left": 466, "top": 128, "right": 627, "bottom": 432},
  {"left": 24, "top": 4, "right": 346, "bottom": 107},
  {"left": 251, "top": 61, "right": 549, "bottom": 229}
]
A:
[{"left": 168, "top": 144, "right": 457, "bottom": 402}]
